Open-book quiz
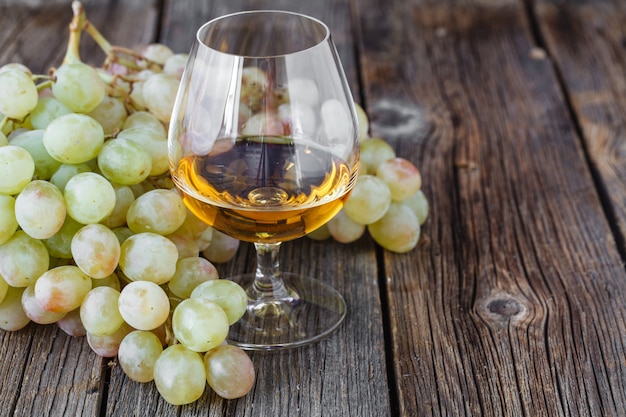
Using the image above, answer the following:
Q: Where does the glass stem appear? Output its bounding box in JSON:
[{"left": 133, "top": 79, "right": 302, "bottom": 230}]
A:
[{"left": 252, "top": 242, "right": 289, "bottom": 300}]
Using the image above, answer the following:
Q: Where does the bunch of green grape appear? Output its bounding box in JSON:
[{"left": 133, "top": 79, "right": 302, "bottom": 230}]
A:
[
  {"left": 0, "top": 2, "right": 253, "bottom": 405},
  {"left": 0, "top": 0, "right": 429, "bottom": 406},
  {"left": 308, "top": 105, "right": 429, "bottom": 253}
]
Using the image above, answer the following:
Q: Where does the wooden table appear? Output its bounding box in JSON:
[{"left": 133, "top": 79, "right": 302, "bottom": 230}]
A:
[{"left": 1, "top": 0, "right": 626, "bottom": 415}]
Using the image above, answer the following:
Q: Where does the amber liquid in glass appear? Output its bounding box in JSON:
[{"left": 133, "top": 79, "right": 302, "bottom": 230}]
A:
[{"left": 172, "top": 137, "right": 355, "bottom": 243}]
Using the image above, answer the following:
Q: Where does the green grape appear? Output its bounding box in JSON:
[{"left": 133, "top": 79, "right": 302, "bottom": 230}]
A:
[
  {"left": 79, "top": 286, "right": 124, "bottom": 336},
  {"left": 193, "top": 224, "right": 214, "bottom": 252},
  {"left": 57, "top": 308, "right": 86, "bottom": 337},
  {"left": 87, "top": 96, "right": 127, "bottom": 135},
  {"left": 239, "top": 66, "right": 267, "bottom": 114},
  {"left": 112, "top": 226, "right": 134, "bottom": 246},
  {"left": 0, "top": 131, "right": 7, "bottom": 147},
  {"left": 49, "top": 163, "right": 92, "bottom": 192},
  {"left": 368, "top": 202, "right": 421, "bottom": 253},
  {"left": 104, "top": 68, "right": 131, "bottom": 96},
  {"left": 0, "top": 69, "right": 38, "bottom": 119},
  {"left": 0, "top": 145, "right": 35, "bottom": 195},
  {"left": 204, "top": 345, "right": 255, "bottom": 399},
  {"left": 327, "top": 209, "right": 365, "bottom": 243},
  {"left": 286, "top": 77, "right": 318, "bottom": 107},
  {"left": 142, "top": 43, "right": 173, "bottom": 65},
  {"left": 376, "top": 157, "right": 422, "bottom": 201},
  {"left": 175, "top": 207, "right": 211, "bottom": 241},
  {"left": 190, "top": 279, "right": 248, "bottom": 325},
  {"left": 0, "top": 286, "right": 30, "bottom": 331},
  {"left": 118, "top": 330, "right": 164, "bottom": 383},
  {"left": 163, "top": 53, "right": 188, "bottom": 79},
  {"left": 321, "top": 98, "right": 353, "bottom": 143},
  {"left": 43, "top": 215, "right": 83, "bottom": 259},
  {"left": 277, "top": 101, "right": 316, "bottom": 135},
  {"left": 0, "top": 230, "right": 49, "bottom": 287},
  {"left": 0, "top": 275, "right": 8, "bottom": 304},
  {"left": 168, "top": 256, "right": 218, "bottom": 299},
  {"left": 357, "top": 161, "right": 368, "bottom": 177},
  {"left": 201, "top": 229, "right": 240, "bottom": 263},
  {"left": 100, "top": 184, "right": 135, "bottom": 229},
  {"left": 0, "top": 194, "right": 18, "bottom": 245},
  {"left": 118, "top": 280, "right": 170, "bottom": 330},
  {"left": 142, "top": 73, "right": 180, "bottom": 123},
  {"left": 165, "top": 232, "right": 200, "bottom": 260},
  {"left": 306, "top": 223, "right": 331, "bottom": 241},
  {"left": 128, "top": 180, "right": 155, "bottom": 199},
  {"left": 0, "top": 63, "right": 31, "bottom": 76},
  {"left": 117, "top": 127, "right": 169, "bottom": 176},
  {"left": 91, "top": 272, "right": 121, "bottom": 291},
  {"left": 9, "top": 129, "right": 62, "bottom": 180},
  {"left": 71, "top": 224, "right": 120, "bottom": 279},
  {"left": 15, "top": 180, "right": 66, "bottom": 239},
  {"left": 172, "top": 298, "right": 229, "bottom": 352},
  {"left": 122, "top": 111, "right": 166, "bottom": 136},
  {"left": 86, "top": 322, "right": 133, "bottom": 357},
  {"left": 52, "top": 62, "right": 106, "bottom": 113},
  {"left": 241, "top": 112, "right": 284, "bottom": 136},
  {"left": 354, "top": 103, "right": 369, "bottom": 140},
  {"left": 64, "top": 172, "right": 116, "bottom": 224},
  {"left": 128, "top": 69, "right": 155, "bottom": 110},
  {"left": 153, "top": 344, "right": 206, "bottom": 405},
  {"left": 7, "top": 128, "right": 29, "bottom": 140},
  {"left": 360, "top": 137, "right": 396, "bottom": 175},
  {"left": 403, "top": 190, "right": 429, "bottom": 225},
  {"left": 29, "top": 97, "right": 72, "bottom": 130},
  {"left": 119, "top": 232, "right": 178, "bottom": 284},
  {"left": 21, "top": 284, "right": 66, "bottom": 324},
  {"left": 34, "top": 265, "right": 92, "bottom": 313},
  {"left": 97, "top": 138, "right": 152, "bottom": 185},
  {"left": 343, "top": 175, "right": 392, "bottom": 225},
  {"left": 43, "top": 113, "right": 104, "bottom": 164},
  {"left": 126, "top": 189, "right": 186, "bottom": 235}
]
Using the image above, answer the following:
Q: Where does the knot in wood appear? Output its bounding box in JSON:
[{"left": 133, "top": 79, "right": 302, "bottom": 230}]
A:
[
  {"left": 487, "top": 298, "right": 521, "bottom": 317},
  {"left": 476, "top": 292, "right": 529, "bottom": 324}
]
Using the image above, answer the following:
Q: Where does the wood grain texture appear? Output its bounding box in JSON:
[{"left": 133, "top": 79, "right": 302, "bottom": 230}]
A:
[
  {"left": 354, "top": 0, "right": 626, "bottom": 415},
  {"left": 2, "top": 0, "right": 626, "bottom": 416},
  {"left": 534, "top": 0, "right": 626, "bottom": 252}
]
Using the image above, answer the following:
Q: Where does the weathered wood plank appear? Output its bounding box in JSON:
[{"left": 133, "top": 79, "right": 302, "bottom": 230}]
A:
[
  {"left": 0, "top": 4, "right": 69, "bottom": 73},
  {"left": 103, "top": 1, "right": 390, "bottom": 416},
  {"left": 0, "top": 0, "right": 158, "bottom": 73},
  {"left": 354, "top": 0, "right": 626, "bottom": 415},
  {"left": 534, "top": 0, "right": 626, "bottom": 257}
]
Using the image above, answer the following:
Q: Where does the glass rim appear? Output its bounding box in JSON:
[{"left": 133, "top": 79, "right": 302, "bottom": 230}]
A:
[{"left": 195, "top": 9, "right": 331, "bottom": 58}]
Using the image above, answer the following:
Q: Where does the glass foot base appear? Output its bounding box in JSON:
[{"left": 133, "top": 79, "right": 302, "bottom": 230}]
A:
[{"left": 226, "top": 272, "right": 346, "bottom": 351}]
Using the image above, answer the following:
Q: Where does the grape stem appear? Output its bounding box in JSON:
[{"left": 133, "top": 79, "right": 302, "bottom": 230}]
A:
[
  {"left": 35, "top": 80, "right": 53, "bottom": 92},
  {"left": 83, "top": 18, "right": 160, "bottom": 71},
  {"left": 63, "top": 1, "right": 87, "bottom": 64},
  {"left": 66, "top": 2, "right": 161, "bottom": 72},
  {"left": 0, "top": 116, "right": 10, "bottom": 134}
]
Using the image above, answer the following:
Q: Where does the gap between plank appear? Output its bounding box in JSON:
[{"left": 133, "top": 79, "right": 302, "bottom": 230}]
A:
[
  {"left": 346, "top": 0, "right": 401, "bottom": 413},
  {"left": 521, "top": 0, "right": 626, "bottom": 268}
]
